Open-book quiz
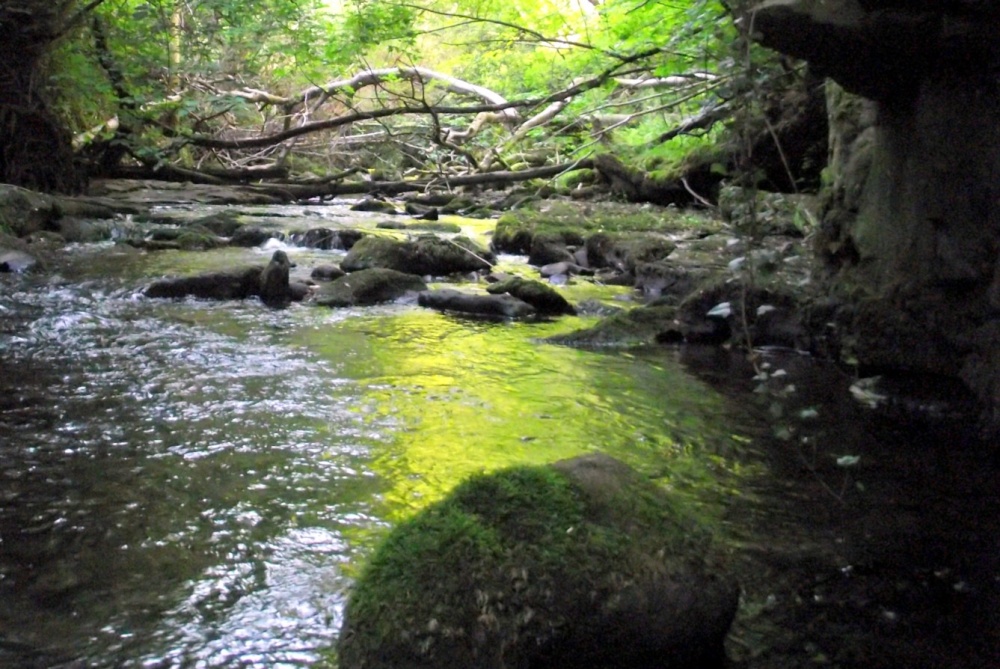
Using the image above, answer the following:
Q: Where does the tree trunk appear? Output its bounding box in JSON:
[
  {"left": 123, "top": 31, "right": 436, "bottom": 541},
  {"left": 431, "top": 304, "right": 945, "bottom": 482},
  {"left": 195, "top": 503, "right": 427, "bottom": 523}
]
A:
[{"left": 0, "top": 4, "right": 84, "bottom": 193}]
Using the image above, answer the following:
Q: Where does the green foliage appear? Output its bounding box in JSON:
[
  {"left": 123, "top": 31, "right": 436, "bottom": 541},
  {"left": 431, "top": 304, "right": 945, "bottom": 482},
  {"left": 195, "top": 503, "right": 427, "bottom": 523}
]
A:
[{"left": 39, "top": 0, "right": 777, "bottom": 185}]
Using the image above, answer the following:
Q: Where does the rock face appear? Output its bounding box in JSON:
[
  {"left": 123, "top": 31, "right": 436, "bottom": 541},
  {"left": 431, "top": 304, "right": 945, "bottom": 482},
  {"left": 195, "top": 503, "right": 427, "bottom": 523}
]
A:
[
  {"left": 314, "top": 268, "right": 427, "bottom": 307},
  {"left": 337, "top": 453, "right": 738, "bottom": 669},
  {"left": 749, "top": 0, "right": 1000, "bottom": 434}
]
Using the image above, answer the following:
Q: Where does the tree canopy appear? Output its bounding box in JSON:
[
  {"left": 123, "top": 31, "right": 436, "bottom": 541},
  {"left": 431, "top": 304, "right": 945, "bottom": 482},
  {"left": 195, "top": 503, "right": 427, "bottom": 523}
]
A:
[{"left": 2, "top": 0, "right": 801, "bottom": 194}]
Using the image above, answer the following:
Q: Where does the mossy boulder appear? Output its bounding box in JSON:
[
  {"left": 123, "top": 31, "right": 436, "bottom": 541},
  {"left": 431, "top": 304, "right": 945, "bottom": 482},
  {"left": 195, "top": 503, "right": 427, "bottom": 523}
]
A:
[
  {"left": 417, "top": 289, "right": 537, "bottom": 319},
  {"left": 337, "top": 453, "right": 737, "bottom": 669},
  {"left": 0, "top": 184, "right": 61, "bottom": 237},
  {"left": 229, "top": 226, "right": 280, "bottom": 248},
  {"left": 547, "top": 304, "right": 681, "bottom": 347},
  {"left": 492, "top": 200, "right": 700, "bottom": 251},
  {"left": 314, "top": 268, "right": 427, "bottom": 308},
  {"left": 493, "top": 213, "right": 587, "bottom": 257},
  {"left": 146, "top": 225, "right": 227, "bottom": 250},
  {"left": 341, "top": 235, "right": 494, "bottom": 276},
  {"left": 350, "top": 198, "right": 400, "bottom": 215},
  {"left": 486, "top": 276, "right": 575, "bottom": 315},
  {"left": 585, "top": 232, "right": 677, "bottom": 273},
  {"left": 188, "top": 210, "right": 245, "bottom": 237}
]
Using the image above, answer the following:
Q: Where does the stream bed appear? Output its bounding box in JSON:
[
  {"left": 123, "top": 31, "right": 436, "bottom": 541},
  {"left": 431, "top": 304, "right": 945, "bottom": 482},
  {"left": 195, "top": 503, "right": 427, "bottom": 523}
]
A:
[{"left": 1, "top": 203, "right": 998, "bottom": 668}]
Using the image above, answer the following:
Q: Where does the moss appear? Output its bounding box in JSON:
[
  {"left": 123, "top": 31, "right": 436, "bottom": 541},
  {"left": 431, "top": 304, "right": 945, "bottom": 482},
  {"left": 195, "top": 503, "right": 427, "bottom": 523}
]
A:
[
  {"left": 554, "top": 168, "right": 595, "bottom": 189},
  {"left": 340, "top": 459, "right": 717, "bottom": 667},
  {"left": 341, "top": 235, "right": 494, "bottom": 275},
  {"left": 492, "top": 200, "right": 719, "bottom": 255},
  {"left": 405, "top": 221, "right": 462, "bottom": 233},
  {"left": 486, "top": 276, "right": 575, "bottom": 315},
  {"left": 546, "top": 305, "right": 679, "bottom": 347}
]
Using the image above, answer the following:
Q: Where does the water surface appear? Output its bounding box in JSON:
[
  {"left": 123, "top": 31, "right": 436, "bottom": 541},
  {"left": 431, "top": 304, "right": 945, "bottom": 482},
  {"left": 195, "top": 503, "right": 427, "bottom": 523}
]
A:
[{"left": 1, "top": 209, "right": 997, "bottom": 669}]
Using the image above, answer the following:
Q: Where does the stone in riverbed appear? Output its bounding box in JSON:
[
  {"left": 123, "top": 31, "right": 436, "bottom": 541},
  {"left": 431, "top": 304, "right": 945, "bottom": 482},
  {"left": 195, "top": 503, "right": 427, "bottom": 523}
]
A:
[
  {"left": 314, "top": 268, "right": 427, "bottom": 308},
  {"left": 486, "top": 276, "right": 575, "bottom": 315},
  {"left": 418, "top": 289, "right": 536, "bottom": 319},
  {"left": 310, "top": 264, "right": 346, "bottom": 281},
  {"left": 144, "top": 267, "right": 263, "bottom": 301},
  {"left": 0, "top": 250, "right": 37, "bottom": 273},
  {"left": 337, "top": 453, "right": 738, "bottom": 669},
  {"left": 341, "top": 235, "right": 494, "bottom": 276}
]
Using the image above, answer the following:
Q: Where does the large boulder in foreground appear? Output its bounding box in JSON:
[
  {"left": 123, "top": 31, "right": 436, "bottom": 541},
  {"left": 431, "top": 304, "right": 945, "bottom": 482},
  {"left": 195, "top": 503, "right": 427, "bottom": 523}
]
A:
[
  {"left": 314, "top": 268, "right": 427, "bottom": 307},
  {"left": 338, "top": 453, "right": 738, "bottom": 669},
  {"left": 341, "top": 235, "right": 495, "bottom": 276}
]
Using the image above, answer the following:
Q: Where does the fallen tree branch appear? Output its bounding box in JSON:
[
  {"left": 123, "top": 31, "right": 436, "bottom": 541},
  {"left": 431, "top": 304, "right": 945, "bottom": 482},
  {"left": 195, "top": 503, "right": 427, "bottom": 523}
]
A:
[
  {"left": 249, "top": 159, "right": 596, "bottom": 201},
  {"left": 231, "top": 65, "right": 519, "bottom": 123},
  {"left": 182, "top": 46, "right": 669, "bottom": 152}
]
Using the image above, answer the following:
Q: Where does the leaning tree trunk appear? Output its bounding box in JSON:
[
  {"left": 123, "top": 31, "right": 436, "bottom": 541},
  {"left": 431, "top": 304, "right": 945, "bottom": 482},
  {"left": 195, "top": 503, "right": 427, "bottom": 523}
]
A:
[
  {"left": 0, "top": 3, "right": 84, "bottom": 193},
  {"left": 750, "top": 0, "right": 1000, "bottom": 436}
]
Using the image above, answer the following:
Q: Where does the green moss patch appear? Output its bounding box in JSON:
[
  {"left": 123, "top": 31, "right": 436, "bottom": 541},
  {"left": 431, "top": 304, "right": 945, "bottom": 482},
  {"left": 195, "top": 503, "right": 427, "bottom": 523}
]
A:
[
  {"left": 493, "top": 200, "right": 719, "bottom": 255},
  {"left": 546, "top": 304, "right": 679, "bottom": 347},
  {"left": 338, "top": 454, "right": 730, "bottom": 669}
]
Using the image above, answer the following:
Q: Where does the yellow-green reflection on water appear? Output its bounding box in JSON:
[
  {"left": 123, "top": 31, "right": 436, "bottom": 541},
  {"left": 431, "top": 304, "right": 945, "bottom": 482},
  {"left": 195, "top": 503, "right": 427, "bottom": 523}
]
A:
[{"left": 295, "top": 307, "right": 752, "bottom": 522}]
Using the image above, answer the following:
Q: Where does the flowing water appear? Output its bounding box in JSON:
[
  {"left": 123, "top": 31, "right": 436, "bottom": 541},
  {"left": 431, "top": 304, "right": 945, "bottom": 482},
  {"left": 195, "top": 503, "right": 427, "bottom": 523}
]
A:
[{"left": 1, "top": 204, "right": 997, "bottom": 668}]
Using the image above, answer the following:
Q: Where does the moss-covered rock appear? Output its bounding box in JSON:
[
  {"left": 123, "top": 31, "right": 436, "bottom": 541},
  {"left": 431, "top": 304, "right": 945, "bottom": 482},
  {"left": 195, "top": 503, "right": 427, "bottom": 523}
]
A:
[
  {"left": 314, "top": 268, "right": 427, "bottom": 308},
  {"left": 491, "top": 200, "right": 667, "bottom": 255},
  {"left": 417, "top": 289, "right": 536, "bottom": 319},
  {"left": 0, "top": 184, "right": 61, "bottom": 237},
  {"left": 486, "top": 276, "right": 575, "bottom": 315},
  {"left": 187, "top": 210, "right": 245, "bottom": 237},
  {"left": 350, "top": 198, "right": 400, "bottom": 215},
  {"left": 337, "top": 453, "right": 737, "bottom": 669},
  {"left": 341, "top": 235, "right": 494, "bottom": 276},
  {"left": 585, "top": 233, "right": 677, "bottom": 273},
  {"left": 547, "top": 304, "right": 680, "bottom": 347}
]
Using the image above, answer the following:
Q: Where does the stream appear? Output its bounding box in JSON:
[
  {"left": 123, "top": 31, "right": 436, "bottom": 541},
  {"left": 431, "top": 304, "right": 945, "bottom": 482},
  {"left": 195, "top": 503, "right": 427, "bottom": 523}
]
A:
[{"left": 1, "top": 202, "right": 998, "bottom": 668}]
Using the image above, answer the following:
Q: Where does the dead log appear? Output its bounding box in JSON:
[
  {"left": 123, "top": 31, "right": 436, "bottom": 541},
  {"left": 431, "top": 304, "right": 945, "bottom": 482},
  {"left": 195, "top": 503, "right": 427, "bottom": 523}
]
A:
[{"left": 246, "top": 160, "right": 596, "bottom": 202}]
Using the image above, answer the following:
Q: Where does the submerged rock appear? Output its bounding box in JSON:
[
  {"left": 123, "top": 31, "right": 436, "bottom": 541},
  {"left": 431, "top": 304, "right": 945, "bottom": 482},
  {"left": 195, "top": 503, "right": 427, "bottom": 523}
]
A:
[
  {"left": 314, "top": 268, "right": 427, "bottom": 307},
  {"left": 418, "top": 289, "right": 536, "bottom": 319},
  {"left": 338, "top": 453, "right": 737, "bottom": 669}
]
